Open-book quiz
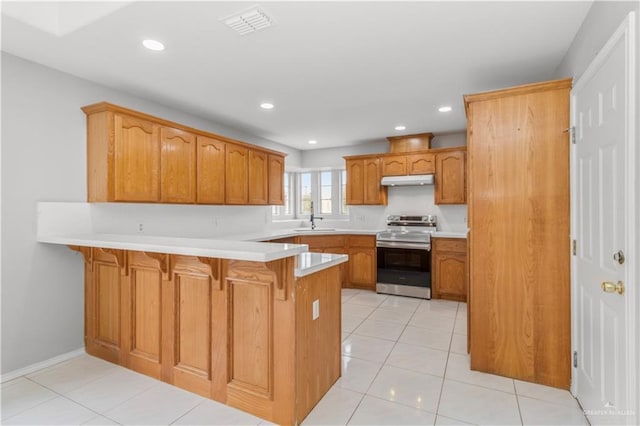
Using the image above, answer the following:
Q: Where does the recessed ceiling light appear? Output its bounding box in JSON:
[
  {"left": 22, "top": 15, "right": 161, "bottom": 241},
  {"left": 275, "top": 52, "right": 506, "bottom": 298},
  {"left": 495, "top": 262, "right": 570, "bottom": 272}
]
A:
[
  {"left": 438, "top": 106, "right": 452, "bottom": 112},
  {"left": 142, "top": 39, "right": 165, "bottom": 51},
  {"left": 308, "top": 140, "right": 318, "bottom": 145},
  {"left": 394, "top": 125, "right": 406, "bottom": 131},
  {"left": 260, "top": 102, "right": 274, "bottom": 110}
]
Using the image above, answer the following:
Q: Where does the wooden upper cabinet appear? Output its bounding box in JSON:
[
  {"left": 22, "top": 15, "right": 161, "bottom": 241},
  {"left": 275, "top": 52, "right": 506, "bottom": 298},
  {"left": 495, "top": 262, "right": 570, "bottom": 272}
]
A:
[
  {"left": 345, "top": 157, "right": 387, "bottom": 205},
  {"left": 345, "top": 159, "right": 364, "bottom": 205},
  {"left": 197, "top": 136, "right": 225, "bottom": 204},
  {"left": 160, "top": 127, "right": 196, "bottom": 203},
  {"left": 268, "top": 154, "right": 285, "bottom": 205},
  {"left": 82, "top": 102, "right": 286, "bottom": 205},
  {"left": 407, "top": 153, "right": 435, "bottom": 175},
  {"left": 248, "top": 150, "right": 268, "bottom": 205},
  {"left": 435, "top": 150, "right": 466, "bottom": 204},
  {"left": 381, "top": 155, "right": 407, "bottom": 176},
  {"left": 225, "top": 144, "right": 249, "bottom": 204},
  {"left": 113, "top": 114, "right": 160, "bottom": 202},
  {"left": 363, "top": 157, "right": 387, "bottom": 205}
]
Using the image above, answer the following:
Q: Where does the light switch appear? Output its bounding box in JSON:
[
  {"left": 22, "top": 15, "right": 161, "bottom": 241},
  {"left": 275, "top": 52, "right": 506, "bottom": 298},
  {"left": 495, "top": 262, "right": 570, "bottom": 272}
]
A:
[{"left": 312, "top": 300, "right": 319, "bottom": 320}]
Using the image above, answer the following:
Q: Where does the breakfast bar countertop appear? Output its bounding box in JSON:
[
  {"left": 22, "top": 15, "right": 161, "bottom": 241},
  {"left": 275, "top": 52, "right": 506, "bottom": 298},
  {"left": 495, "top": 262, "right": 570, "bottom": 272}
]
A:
[{"left": 38, "top": 232, "right": 309, "bottom": 263}]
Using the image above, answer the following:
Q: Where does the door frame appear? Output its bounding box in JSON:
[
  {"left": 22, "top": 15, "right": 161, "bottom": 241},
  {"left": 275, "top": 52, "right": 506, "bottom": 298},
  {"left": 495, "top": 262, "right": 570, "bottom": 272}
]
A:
[{"left": 570, "top": 10, "right": 637, "bottom": 424}]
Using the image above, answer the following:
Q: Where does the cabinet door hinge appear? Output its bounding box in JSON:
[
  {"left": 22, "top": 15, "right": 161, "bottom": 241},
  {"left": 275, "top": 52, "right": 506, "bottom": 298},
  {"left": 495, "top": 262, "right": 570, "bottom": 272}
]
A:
[
  {"left": 572, "top": 239, "right": 577, "bottom": 256},
  {"left": 573, "top": 350, "right": 578, "bottom": 368}
]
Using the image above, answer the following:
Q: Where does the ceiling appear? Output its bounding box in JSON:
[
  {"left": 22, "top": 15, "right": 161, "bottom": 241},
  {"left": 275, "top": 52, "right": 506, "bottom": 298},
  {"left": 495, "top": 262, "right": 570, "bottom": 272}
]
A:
[{"left": 1, "top": 1, "right": 593, "bottom": 151}]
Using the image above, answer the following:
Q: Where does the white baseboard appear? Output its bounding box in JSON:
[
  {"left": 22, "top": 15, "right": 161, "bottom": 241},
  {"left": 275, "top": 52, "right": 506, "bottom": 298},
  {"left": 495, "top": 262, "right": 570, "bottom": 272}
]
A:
[{"left": 1, "top": 348, "right": 86, "bottom": 383}]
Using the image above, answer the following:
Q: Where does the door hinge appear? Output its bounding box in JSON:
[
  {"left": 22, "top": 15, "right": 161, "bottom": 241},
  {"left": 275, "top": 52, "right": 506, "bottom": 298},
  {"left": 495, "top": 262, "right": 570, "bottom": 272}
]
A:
[
  {"left": 572, "top": 239, "right": 577, "bottom": 256},
  {"left": 570, "top": 126, "right": 576, "bottom": 144},
  {"left": 573, "top": 350, "right": 578, "bottom": 368},
  {"left": 565, "top": 126, "right": 576, "bottom": 144}
]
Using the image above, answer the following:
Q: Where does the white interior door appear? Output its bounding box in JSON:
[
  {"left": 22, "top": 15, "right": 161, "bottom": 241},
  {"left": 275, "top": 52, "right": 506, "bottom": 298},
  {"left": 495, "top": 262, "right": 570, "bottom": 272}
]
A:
[{"left": 571, "top": 11, "right": 636, "bottom": 426}]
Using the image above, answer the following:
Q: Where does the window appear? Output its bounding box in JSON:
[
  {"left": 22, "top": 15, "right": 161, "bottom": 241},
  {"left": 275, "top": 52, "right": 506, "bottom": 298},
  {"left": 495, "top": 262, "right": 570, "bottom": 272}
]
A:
[
  {"left": 271, "top": 172, "right": 294, "bottom": 219},
  {"left": 272, "top": 169, "right": 348, "bottom": 220}
]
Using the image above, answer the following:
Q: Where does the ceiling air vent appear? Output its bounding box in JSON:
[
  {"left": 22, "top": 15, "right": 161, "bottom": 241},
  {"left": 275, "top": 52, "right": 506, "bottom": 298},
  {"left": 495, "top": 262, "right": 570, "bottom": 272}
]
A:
[{"left": 222, "top": 6, "right": 272, "bottom": 36}]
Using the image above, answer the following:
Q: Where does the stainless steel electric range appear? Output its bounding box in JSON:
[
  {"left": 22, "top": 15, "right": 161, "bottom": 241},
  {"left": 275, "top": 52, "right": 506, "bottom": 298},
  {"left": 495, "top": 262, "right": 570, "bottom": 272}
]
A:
[{"left": 376, "top": 215, "right": 437, "bottom": 299}]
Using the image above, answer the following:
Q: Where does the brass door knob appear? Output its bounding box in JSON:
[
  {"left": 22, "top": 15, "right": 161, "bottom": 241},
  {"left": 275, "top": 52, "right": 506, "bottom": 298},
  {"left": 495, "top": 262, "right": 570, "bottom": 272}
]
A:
[{"left": 601, "top": 281, "right": 625, "bottom": 295}]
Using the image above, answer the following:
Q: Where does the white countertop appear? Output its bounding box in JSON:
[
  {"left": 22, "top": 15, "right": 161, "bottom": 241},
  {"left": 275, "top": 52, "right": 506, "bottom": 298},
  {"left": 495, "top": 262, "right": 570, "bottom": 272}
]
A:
[
  {"left": 432, "top": 231, "right": 468, "bottom": 239},
  {"left": 295, "top": 252, "right": 348, "bottom": 277},
  {"left": 38, "top": 233, "right": 308, "bottom": 263},
  {"left": 225, "top": 228, "right": 381, "bottom": 242}
]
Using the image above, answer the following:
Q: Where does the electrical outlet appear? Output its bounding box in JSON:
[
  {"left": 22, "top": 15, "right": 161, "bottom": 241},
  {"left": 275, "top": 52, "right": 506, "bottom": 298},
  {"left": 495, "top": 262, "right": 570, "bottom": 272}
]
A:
[
  {"left": 138, "top": 223, "right": 144, "bottom": 233},
  {"left": 312, "top": 300, "right": 319, "bottom": 320}
]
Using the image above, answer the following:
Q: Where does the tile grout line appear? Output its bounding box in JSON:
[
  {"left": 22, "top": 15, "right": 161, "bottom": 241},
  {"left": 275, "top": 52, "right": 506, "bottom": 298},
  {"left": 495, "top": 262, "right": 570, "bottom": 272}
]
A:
[
  {"left": 10, "top": 376, "right": 120, "bottom": 425},
  {"left": 433, "top": 302, "right": 459, "bottom": 424},
  {"left": 350, "top": 298, "right": 460, "bottom": 423},
  {"left": 343, "top": 293, "right": 418, "bottom": 425},
  {"left": 513, "top": 380, "right": 525, "bottom": 426}
]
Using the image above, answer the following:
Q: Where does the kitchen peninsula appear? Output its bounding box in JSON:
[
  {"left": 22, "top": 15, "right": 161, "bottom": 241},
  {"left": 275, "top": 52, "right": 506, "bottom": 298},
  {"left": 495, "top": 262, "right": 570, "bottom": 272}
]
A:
[{"left": 39, "top": 231, "right": 347, "bottom": 425}]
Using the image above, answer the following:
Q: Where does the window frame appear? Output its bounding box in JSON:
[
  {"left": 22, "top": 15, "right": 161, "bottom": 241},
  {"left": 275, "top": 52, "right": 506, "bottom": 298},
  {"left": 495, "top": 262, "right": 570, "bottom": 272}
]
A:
[
  {"left": 295, "top": 169, "right": 348, "bottom": 220},
  {"left": 271, "top": 171, "right": 295, "bottom": 220}
]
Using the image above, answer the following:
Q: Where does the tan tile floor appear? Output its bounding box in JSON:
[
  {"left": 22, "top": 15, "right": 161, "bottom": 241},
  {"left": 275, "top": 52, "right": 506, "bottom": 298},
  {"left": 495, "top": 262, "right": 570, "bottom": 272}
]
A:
[{"left": 1, "top": 289, "right": 588, "bottom": 425}]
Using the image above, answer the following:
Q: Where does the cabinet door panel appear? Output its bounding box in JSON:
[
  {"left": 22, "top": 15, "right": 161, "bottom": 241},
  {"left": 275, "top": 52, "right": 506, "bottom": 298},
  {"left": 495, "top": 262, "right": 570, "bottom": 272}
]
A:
[
  {"left": 197, "top": 136, "right": 225, "bottom": 204},
  {"left": 268, "top": 155, "right": 285, "bottom": 205},
  {"left": 433, "top": 254, "right": 466, "bottom": 301},
  {"left": 164, "top": 257, "right": 215, "bottom": 397},
  {"left": 435, "top": 151, "right": 466, "bottom": 204},
  {"left": 346, "top": 159, "right": 364, "bottom": 205},
  {"left": 363, "top": 158, "right": 386, "bottom": 205},
  {"left": 161, "top": 127, "right": 196, "bottom": 203},
  {"left": 125, "top": 252, "right": 165, "bottom": 379},
  {"left": 381, "top": 155, "right": 406, "bottom": 176},
  {"left": 348, "top": 248, "right": 376, "bottom": 290},
  {"left": 407, "top": 153, "right": 435, "bottom": 174},
  {"left": 226, "top": 144, "right": 249, "bottom": 204},
  {"left": 249, "top": 150, "right": 268, "bottom": 205},
  {"left": 114, "top": 114, "right": 160, "bottom": 201}
]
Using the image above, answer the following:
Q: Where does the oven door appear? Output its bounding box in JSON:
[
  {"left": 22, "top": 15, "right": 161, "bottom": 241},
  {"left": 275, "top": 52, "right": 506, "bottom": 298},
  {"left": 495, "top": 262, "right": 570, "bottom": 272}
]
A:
[{"left": 376, "top": 241, "right": 431, "bottom": 299}]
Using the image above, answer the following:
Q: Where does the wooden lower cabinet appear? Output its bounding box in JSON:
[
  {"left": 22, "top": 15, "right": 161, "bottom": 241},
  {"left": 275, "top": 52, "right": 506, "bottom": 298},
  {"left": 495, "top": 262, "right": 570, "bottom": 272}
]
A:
[
  {"left": 346, "top": 235, "right": 376, "bottom": 291},
  {"left": 432, "top": 238, "right": 467, "bottom": 302},
  {"left": 296, "top": 234, "right": 376, "bottom": 290},
  {"left": 74, "top": 246, "right": 340, "bottom": 425}
]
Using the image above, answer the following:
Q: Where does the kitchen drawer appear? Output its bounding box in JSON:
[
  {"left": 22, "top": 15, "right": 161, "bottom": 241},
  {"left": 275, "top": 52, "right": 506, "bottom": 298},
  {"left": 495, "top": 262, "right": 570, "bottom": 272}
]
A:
[
  {"left": 348, "top": 235, "right": 375, "bottom": 248},
  {"left": 298, "top": 235, "right": 346, "bottom": 250},
  {"left": 433, "top": 238, "right": 467, "bottom": 253}
]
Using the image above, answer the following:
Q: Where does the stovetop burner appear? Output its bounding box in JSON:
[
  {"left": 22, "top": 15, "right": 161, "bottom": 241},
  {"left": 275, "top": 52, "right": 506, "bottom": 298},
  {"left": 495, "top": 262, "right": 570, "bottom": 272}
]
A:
[{"left": 377, "top": 215, "right": 437, "bottom": 244}]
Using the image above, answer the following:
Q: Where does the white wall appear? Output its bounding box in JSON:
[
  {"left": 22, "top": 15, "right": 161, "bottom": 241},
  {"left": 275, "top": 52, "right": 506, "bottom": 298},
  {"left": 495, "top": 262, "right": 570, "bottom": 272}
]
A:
[
  {"left": 556, "top": 1, "right": 640, "bottom": 419},
  {"left": 0, "top": 53, "right": 301, "bottom": 374},
  {"left": 346, "top": 186, "right": 467, "bottom": 232}
]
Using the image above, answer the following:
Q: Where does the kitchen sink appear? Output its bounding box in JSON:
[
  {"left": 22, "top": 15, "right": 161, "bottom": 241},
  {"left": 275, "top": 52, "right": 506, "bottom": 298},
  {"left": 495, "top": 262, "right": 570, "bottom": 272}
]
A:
[{"left": 293, "top": 228, "right": 337, "bottom": 232}]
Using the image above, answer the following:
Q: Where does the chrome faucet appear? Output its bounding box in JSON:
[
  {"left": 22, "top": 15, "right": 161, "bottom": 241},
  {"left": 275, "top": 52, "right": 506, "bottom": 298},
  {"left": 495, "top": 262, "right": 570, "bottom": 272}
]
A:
[{"left": 310, "top": 201, "right": 323, "bottom": 230}]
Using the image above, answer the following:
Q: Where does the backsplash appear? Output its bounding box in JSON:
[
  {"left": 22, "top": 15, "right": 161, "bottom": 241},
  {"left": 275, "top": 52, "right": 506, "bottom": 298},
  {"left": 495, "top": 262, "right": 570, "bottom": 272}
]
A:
[
  {"left": 346, "top": 185, "right": 467, "bottom": 232},
  {"left": 38, "top": 191, "right": 465, "bottom": 239}
]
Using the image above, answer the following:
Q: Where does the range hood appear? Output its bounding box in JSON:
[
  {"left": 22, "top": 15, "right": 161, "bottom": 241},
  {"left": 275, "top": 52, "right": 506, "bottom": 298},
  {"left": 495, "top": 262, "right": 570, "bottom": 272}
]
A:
[{"left": 381, "top": 174, "right": 434, "bottom": 186}]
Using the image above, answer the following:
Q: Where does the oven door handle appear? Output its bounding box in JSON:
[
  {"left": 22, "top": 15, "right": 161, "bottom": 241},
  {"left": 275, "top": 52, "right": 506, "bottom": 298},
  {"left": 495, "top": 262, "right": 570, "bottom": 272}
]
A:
[{"left": 376, "top": 241, "right": 431, "bottom": 251}]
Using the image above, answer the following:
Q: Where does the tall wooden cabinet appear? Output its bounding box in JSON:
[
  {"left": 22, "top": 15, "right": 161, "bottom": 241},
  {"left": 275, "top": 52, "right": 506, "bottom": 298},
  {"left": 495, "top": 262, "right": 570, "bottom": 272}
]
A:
[{"left": 465, "top": 78, "right": 571, "bottom": 389}]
